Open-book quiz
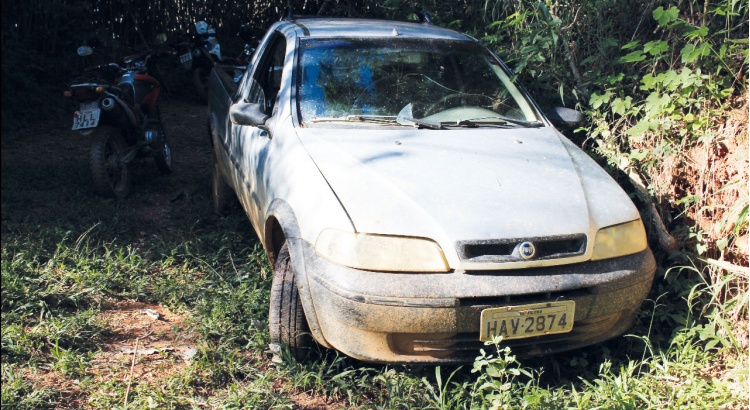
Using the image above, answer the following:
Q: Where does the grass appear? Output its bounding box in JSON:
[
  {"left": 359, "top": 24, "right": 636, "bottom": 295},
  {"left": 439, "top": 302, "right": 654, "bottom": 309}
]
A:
[{"left": 1, "top": 95, "right": 747, "bottom": 409}]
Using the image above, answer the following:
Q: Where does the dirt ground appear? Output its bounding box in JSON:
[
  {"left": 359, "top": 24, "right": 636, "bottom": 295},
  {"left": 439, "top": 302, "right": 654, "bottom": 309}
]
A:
[{"left": 0, "top": 91, "right": 214, "bottom": 227}]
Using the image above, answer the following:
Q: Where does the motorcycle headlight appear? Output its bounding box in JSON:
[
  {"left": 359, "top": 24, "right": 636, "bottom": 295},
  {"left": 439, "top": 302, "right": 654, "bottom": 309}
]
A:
[
  {"left": 591, "top": 219, "right": 648, "bottom": 261},
  {"left": 315, "top": 229, "right": 450, "bottom": 272}
]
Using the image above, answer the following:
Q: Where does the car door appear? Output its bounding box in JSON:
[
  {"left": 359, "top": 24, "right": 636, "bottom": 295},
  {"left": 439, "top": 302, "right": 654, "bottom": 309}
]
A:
[{"left": 230, "top": 32, "right": 287, "bottom": 237}]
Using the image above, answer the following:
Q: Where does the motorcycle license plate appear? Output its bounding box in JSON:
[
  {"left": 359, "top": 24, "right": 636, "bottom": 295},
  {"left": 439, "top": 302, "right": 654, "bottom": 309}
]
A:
[
  {"left": 180, "top": 52, "right": 192, "bottom": 64},
  {"left": 479, "top": 301, "right": 575, "bottom": 341},
  {"left": 72, "top": 108, "right": 101, "bottom": 130}
]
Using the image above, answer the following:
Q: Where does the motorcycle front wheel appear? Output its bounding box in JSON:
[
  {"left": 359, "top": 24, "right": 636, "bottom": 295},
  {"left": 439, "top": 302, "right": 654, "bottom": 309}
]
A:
[
  {"left": 152, "top": 111, "right": 173, "bottom": 174},
  {"left": 154, "top": 137, "right": 173, "bottom": 174},
  {"left": 90, "top": 126, "right": 132, "bottom": 199}
]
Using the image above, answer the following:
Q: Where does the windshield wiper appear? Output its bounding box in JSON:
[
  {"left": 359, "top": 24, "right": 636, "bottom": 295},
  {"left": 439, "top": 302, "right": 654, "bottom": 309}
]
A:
[
  {"left": 396, "top": 116, "right": 444, "bottom": 129},
  {"left": 309, "top": 114, "right": 443, "bottom": 129},
  {"left": 441, "top": 116, "right": 543, "bottom": 128},
  {"left": 395, "top": 103, "right": 444, "bottom": 129},
  {"left": 309, "top": 115, "right": 397, "bottom": 124}
]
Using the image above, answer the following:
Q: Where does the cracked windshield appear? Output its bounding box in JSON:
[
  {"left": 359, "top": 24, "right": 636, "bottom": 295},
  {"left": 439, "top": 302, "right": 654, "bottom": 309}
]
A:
[{"left": 297, "top": 38, "right": 541, "bottom": 126}]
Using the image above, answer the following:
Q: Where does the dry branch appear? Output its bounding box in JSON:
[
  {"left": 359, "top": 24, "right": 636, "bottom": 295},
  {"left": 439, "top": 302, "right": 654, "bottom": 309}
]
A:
[
  {"left": 124, "top": 337, "right": 139, "bottom": 407},
  {"left": 618, "top": 157, "right": 680, "bottom": 252}
]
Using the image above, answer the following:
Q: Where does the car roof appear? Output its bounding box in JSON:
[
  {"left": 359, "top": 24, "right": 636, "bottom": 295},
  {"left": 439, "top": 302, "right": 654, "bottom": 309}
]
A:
[{"left": 279, "top": 18, "right": 473, "bottom": 41}]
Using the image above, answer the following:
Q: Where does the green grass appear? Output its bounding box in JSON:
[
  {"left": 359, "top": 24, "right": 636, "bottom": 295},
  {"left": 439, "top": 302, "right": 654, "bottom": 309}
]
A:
[
  {"left": 2, "top": 96, "right": 746, "bottom": 409},
  {"left": 3, "top": 222, "right": 744, "bottom": 408}
]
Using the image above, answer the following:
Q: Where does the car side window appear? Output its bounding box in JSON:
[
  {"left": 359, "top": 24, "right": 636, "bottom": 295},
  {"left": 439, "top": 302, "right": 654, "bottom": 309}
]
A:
[
  {"left": 240, "top": 33, "right": 286, "bottom": 115},
  {"left": 235, "top": 67, "right": 253, "bottom": 101},
  {"left": 238, "top": 77, "right": 266, "bottom": 110}
]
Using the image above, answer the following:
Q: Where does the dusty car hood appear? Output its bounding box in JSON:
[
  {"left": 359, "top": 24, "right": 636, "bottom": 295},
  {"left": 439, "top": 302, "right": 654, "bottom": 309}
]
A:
[{"left": 295, "top": 126, "right": 608, "bottom": 244}]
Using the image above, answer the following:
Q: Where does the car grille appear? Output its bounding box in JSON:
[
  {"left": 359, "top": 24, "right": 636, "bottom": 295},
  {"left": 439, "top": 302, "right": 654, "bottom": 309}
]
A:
[
  {"left": 388, "top": 311, "right": 626, "bottom": 360},
  {"left": 457, "top": 234, "right": 587, "bottom": 262},
  {"left": 456, "top": 287, "right": 593, "bottom": 307}
]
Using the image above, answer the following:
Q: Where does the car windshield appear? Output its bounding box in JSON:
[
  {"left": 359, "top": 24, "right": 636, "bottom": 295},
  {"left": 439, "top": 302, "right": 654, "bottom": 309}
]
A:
[{"left": 297, "top": 38, "right": 541, "bottom": 126}]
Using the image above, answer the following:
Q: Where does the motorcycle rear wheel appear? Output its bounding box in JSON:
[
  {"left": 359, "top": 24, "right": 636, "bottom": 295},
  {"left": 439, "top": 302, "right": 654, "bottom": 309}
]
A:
[{"left": 90, "top": 127, "right": 132, "bottom": 199}]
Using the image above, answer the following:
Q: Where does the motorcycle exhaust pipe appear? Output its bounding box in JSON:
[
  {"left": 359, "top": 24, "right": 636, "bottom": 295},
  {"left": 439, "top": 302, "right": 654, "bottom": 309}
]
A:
[{"left": 100, "top": 97, "right": 116, "bottom": 111}]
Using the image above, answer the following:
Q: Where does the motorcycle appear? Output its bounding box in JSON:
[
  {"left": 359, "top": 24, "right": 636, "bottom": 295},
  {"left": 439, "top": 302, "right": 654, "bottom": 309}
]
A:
[
  {"left": 65, "top": 34, "right": 172, "bottom": 199},
  {"left": 230, "top": 24, "right": 259, "bottom": 83},
  {"left": 173, "top": 21, "right": 225, "bottom": 102}
]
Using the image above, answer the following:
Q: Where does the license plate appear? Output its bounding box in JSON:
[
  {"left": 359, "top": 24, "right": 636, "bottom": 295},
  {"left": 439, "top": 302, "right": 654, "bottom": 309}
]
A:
[
  {"left": 480, "top": 300, "right": 575, "bottom": 341},
  {"left": 72, "top": 108, "right": 101, "bottom": 130},
  {"left": 180, "top": 53, "right": 192, "bottom": 64}
]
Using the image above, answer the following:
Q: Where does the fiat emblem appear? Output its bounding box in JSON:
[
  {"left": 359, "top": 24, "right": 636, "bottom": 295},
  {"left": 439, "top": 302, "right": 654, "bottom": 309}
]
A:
[{"left": 518, "top": 241, "right": 536, "bottom": 259}]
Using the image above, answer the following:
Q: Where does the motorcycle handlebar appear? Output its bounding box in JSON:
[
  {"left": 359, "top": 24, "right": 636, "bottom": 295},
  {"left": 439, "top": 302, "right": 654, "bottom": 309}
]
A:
[{"left": 84, "top": 50, "right": 161, "bottom": 75}]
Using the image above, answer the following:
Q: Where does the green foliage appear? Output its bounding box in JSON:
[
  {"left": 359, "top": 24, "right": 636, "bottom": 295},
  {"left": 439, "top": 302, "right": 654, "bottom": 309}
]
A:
[
  {"left": 588, "top": 2, "right": 746, "bottom": 147},
  {"left": 497, "top": 0, "right": 750, "bottom": 271},
  {"left": 469, "top": 339, "right": 535, "bottom": 409},
  {"left": 483, "top": 1, "right": 572, "bottom": 107},
  {"left": 1, "top": 364, "right": 59, "bottom": 409}
]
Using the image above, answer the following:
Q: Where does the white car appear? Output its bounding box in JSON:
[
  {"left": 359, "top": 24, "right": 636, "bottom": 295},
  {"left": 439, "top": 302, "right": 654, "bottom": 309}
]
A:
[{"left": 207, "top": 17, "right": 656, "bottom": 364}]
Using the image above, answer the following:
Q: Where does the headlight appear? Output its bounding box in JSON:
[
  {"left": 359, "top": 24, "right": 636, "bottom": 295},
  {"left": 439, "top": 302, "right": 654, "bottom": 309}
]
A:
[
  {"left": 315, "top": 229, "right": 450, "bottom": 272},
  {"left": 591, "top": 219, "right": 648, "bottom": 261}
]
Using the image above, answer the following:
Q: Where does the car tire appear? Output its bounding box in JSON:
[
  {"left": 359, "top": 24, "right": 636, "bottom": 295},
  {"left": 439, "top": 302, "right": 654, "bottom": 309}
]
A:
[
  {"left": 269, "top": 243, "right": 314, "bottom": 361},
  {"left": 211, "top": 153, "right": 232, "bottom": 215},
  {"left": 90, "top": 126, "right": 131, "bottom": 199}
]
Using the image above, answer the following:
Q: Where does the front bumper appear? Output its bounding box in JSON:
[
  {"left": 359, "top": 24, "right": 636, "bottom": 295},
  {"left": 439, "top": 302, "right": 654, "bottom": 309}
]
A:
[{"left": 297, "top": 240, "right": 656, "bottom": 364}]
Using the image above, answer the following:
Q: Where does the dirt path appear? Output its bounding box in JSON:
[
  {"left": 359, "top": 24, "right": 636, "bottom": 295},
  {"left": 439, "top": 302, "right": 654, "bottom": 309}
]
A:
[{"left": 1, "top": 94, "right": 215, "bottom": 236}]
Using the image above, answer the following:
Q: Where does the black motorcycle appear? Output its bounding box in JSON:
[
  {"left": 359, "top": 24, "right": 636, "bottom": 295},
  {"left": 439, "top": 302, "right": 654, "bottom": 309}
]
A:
[
  {"left": 173, "top": 21, "right": 226, "bottom": 102},
  {"left": 230, "top": 24, "right": 259, "bottom": 82},
  {"left": 66, "top": 35, "right": 172, "bottom": 199}
]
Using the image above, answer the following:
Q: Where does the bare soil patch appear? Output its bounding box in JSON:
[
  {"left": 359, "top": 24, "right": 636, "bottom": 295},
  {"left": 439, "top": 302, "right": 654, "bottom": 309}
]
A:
[{"left": 91, "top": 300, "right": 198, "bottom": 383}]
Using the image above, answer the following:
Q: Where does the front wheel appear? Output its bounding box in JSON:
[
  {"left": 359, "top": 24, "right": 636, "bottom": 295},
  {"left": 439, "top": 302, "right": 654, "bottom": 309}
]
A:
[
  {"left": 269, "top": 243, "right": 314, "bottom": 361},
  {"left": 90, "top": 127, "right": 131, "bottom": 199},
  {"left": 154, "top": 127, "right": 173, "bottom": 175}
]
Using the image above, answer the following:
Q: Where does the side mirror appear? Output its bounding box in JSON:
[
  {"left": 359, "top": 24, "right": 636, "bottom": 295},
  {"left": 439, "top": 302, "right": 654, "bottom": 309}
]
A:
[
  {"left": 77, "top": 46, "right": 93, "bottom": 57},
  {"left": 546, "top": 107, "right": 585, "bottom": 129},
  {"left": 230, "top": 102, "right": 269, "bottom": 130},
  {"left": 154, "top": 33, "right": 168, "bottom": 45}
]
